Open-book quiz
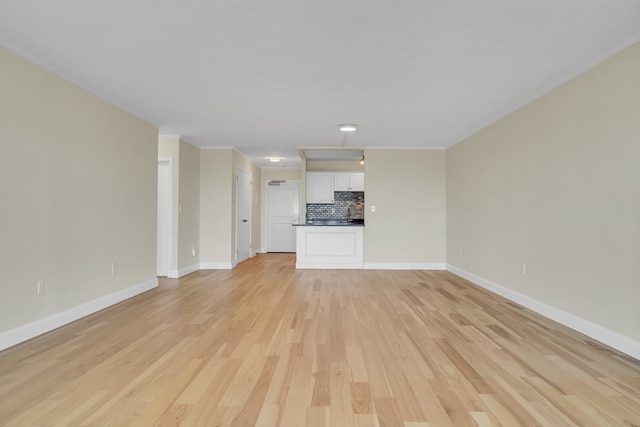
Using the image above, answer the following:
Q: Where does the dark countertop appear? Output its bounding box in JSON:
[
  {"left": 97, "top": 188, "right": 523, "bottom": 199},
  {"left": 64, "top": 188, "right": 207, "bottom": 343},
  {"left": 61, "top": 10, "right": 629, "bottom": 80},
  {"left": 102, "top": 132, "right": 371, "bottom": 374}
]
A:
[{"left": 294, "top": 220, "right": 365, "bottom": 226}]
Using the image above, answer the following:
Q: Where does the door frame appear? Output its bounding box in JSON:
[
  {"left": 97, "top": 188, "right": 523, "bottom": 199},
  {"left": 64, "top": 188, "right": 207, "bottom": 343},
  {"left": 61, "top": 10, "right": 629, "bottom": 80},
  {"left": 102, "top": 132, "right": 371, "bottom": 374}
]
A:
[
  {"left": 157, "top": 157, "right": 173, "bottom": 276},
  {"left": 235, "top": 166, "right": 252, "bottom": 265}
]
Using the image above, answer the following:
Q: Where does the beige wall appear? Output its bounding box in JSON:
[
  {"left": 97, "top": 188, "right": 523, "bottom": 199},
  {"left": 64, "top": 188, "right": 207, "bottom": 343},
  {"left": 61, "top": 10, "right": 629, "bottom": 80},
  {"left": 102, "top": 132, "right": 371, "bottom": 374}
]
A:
[
  {"left": 262, "top": 168, "right": 302, "bottom": 182},
  {"left": 3, "top": 36, "right": 635, "bottom": 355},
  {"left": 0, "top": 47, "right": 158, "bottom": 333},
  {"left": 446, "top": 43, "right": 640, "bottom": 342},
  {"left": 196, "top": 149, "right": 263, "bottom": 266},
  {"left": 199, "top": 149, "right": 233, "bottom": 265},
  {"left": 157, "top": 136, "right": 200, "bottom": 272},
  {"left": 364, "top": 149, "right": 447, "bottom": 265},
  {"left": 178, "top": 140, "right": 200, "bottom": 269}
]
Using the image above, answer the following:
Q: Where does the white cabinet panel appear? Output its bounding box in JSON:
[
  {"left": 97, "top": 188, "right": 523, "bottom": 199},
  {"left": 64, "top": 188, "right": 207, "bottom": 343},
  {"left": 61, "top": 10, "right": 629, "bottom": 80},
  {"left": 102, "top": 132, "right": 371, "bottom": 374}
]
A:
[
  {"left": 349, "top": 173, "right": 365, "bottom": 191},
  {"left": 295, "top": 226, "right": 364, "bottom": 269},
  {"left": 334, "top": 173, "right": 350, "bottom": 191},
  {"left": 306, "top": 172, "right": 335, "bottom": 203},
  {"left": 334, "top": 172, "right": 364, "bottom": 191}
]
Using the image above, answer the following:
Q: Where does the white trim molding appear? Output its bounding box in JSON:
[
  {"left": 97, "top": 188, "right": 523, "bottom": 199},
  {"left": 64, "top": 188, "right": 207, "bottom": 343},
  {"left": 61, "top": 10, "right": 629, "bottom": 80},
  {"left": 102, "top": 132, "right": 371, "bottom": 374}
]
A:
[
  {"left": 365, "top": 146, "right": 447, "bottom": 151},
  {"left": 364, "top": 262, "right": 446, "bottom": 270},
  {"left": 441, "top": 32, "right": 640, "bottom": 149},
  {"left": 200, "top": 262, "right": 233, "bottom": 270},
  {"left": 0, "top": 277, "right": 158, "bottom": 351},
  {"left": 296, "top": 262, "right": 364, "bottom": 270},
  {"left": 200, "top": 145, "right": 235, "bottom": 150},
  {"left": 167, "top": 263, "right": 199, "bottom": 278},
  {"left": 446, "top": 264, "right": 640, "bottom": 360}
]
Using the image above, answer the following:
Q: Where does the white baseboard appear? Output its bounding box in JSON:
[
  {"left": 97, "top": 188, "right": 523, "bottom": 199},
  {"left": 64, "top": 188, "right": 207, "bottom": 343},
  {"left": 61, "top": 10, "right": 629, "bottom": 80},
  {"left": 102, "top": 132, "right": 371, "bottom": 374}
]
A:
[
  {"left": 296, "top": 262, "right": 364, "bottom": 269},
  {"left": 364, "top": 262, "right": 446, "bottom": 270},
  {"left": 446, "top": 264, "right": 640, "bottom": 360},
  {"left": 0, "top": 277, "right": 158, "bottom": 352},
  {"left": 167, "top": 263, "right": 199, "bottom": 278},
  {"left": 199, "top": 262, "right": 233, "bottom": 270}
]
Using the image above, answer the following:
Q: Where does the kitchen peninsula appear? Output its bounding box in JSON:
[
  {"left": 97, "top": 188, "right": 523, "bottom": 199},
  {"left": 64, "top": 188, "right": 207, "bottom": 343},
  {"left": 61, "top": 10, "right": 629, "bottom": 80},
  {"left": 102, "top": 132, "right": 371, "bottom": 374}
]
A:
[
  {"left": 297, "top": 166, "right": 365, "bottom": 269},
  {"left": 294, "top": 220, "right": 364, "bottom": 269}
]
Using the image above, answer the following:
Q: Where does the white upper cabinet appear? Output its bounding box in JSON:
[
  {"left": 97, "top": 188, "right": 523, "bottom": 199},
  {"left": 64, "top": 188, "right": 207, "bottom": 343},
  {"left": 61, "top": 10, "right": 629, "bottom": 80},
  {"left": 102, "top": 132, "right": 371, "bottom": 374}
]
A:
[
  {"left": 307, "top": 172, "right": 335, "bottom": 203},
  {"left": 349, "top": 173, "right": 365, "bottom": 191},
  {"left": 334, "top": 172, "right": 365, "bottom": 191},
  {"left": 333, "top": 173, "right": 350, "bottom": 191}
]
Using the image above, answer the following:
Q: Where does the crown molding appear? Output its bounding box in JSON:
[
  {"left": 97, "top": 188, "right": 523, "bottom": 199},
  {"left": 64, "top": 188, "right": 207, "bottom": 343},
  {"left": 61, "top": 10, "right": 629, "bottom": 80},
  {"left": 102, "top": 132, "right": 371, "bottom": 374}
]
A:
[
  {"left": 446, "top": 31, "right": 640, "bottom": 149},
  {"left": 200, "top": 145, "right": 235, "bottom": 150},
  {"left": 364, "top": 146, "right": 446, "bottom": 151}
]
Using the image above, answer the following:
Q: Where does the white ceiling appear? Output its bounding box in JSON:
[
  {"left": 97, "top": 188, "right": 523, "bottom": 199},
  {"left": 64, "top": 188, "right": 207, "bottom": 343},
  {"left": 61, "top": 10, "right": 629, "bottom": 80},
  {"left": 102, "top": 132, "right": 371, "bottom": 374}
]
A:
[{"left": 1, "top": 1, "right": 638, "bottom": 168}]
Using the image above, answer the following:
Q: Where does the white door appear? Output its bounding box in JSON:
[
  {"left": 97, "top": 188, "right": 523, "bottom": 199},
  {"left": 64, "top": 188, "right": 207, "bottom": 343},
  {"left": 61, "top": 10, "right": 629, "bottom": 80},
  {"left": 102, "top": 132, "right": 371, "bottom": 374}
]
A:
[
  {"left": 267, "top": 181, "right": 300, "bottom": 252},
  {"left": 236, "top": 168, "right": 252, "bottom": 263},
  {"left": 157, "top": 159, "right": 172, "bottom": 276}
]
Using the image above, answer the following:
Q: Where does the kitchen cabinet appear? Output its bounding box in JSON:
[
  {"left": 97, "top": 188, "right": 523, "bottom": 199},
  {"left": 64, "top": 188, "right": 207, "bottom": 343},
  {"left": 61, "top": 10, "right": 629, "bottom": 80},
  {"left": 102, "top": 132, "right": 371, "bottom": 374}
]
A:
[
  {"left": 334, "top": 172, "right": 365, "bottom": 191},
  {"left": 306, "top": 172, "right": 335, "bottom": 203}
]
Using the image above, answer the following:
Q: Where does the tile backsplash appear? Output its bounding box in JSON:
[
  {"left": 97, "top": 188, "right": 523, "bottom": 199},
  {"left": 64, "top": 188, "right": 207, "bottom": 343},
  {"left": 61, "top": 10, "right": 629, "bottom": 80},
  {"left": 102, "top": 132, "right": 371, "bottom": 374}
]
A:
[{"left": 307, "top": 191, "right": 364, "bottom": 221}]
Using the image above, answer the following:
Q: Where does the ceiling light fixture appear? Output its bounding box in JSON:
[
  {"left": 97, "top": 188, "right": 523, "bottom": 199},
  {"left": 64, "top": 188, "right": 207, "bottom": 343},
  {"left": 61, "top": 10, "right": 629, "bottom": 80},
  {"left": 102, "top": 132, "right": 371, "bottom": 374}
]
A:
[
  {"left": 268, "top": 157, "right": 282, "bottom": 162},
  {"left": 339, "top": 124, "right": 357, "bottom": 132}
]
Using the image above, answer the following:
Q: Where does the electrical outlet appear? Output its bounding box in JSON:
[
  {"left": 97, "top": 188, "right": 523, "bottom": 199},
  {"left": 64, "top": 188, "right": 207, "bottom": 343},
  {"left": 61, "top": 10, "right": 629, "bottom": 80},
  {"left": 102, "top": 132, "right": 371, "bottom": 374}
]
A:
[
  {"left": 192, "top": 247, "right": 196, "bottom": 257},
  {"left": 459, "top": 247, "right": 463, "bottom": 256},
  {"left": 370, "top": 205, "right": 376, "bottom": 212},
  {"left": 111, "top": 262, "right": 116, "bottom": 274},
  {"left": 37, "top": 280, "right": 45, "bottom": 295},
  {"left": 522, "top": 263, "right": 527, "bottom": 274}
]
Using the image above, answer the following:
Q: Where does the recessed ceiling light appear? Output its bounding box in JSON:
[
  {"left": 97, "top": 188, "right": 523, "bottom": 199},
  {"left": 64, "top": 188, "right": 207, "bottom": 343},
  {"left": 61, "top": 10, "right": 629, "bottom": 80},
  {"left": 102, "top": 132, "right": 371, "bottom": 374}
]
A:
[
  {"left": 268, "top": 157, "right": 282, "bottom": 162},
  {"left": 339, "top": 124, "right": 357, "bottom": 132}
]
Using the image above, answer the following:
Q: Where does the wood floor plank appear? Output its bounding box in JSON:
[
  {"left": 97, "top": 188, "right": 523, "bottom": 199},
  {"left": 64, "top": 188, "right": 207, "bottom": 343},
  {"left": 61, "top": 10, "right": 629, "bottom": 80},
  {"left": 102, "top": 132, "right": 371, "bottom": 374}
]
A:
[
  {"left": 305, "top": 405, "right": 328, "bottom": 427},
  {"left": 280, "top": 355, "right": 313, "bottom": 426},
  {"left": 230, "top": 355, "right": 279, "bottom": 427},
  {"left": 179, "top": 358, "right": 243, "bottom": 426},
  {"left": 0, "top": 253, "right": 638, "bottom": 426}
]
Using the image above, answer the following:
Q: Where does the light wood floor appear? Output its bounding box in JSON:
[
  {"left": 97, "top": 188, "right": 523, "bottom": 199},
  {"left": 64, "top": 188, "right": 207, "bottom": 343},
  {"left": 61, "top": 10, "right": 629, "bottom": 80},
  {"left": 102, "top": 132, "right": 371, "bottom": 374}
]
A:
[{"left": 0, "top": 254, "right": 638, "bottom": 427}]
